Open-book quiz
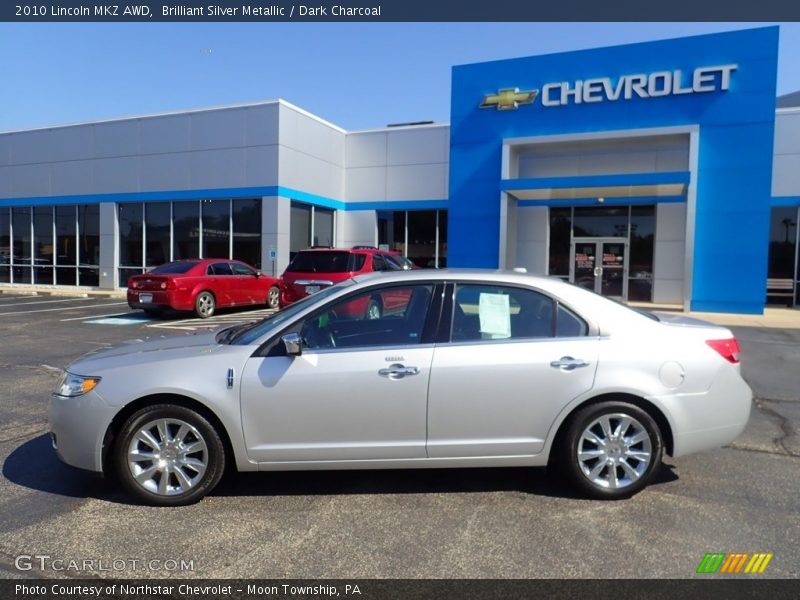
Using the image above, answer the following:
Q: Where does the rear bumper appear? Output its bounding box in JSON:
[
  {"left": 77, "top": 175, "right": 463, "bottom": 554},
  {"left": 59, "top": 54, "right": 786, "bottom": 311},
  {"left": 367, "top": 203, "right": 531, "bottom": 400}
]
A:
[
  {"left": 654, "top": 366, "right": 753, "bottom": 458},
  {"left": 126, "top": 290, "right": 191, "bottom": 311}
]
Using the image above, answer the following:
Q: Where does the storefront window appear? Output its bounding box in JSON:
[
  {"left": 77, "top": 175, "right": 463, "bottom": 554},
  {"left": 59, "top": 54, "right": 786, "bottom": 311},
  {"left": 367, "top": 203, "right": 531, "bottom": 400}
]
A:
[
  {"left": 145, "top": 202, "right": 171, "bottom": 267},
  {"left": 314, "top": 207, "right": 334, "bottom": 248},
  {"left": 78, "top": 204, "right": 100, "bottom": 286},
  {"left": 119, "top": 203, "right": 143, "bottom": 269},
  {"left": 391, "top": 211, "right": 406, "bottom": 253},
  {"left": 0, "top": 209, "right": 9, "bottom": 283},
  {"left": 202, "top": 199, "right": 230, "bottom": 259},
  {"left": 377, "top": 210, "right": 447, "bottom": 268},
  {"left": 290, "top": 202, "right": 312, "bottom": 258},
  {"left": 628, "top": 205, "right": 655, "bottom": 302},
  {"left": 12, "top": 207, "right": 32, "bottom": 283},
  {"left": 33, "top": 205, "right": 54, "bottom": 284},
  {"left": 173, "top": 201, "right": 199, "bottom": 260},
  {"left": 573, "top": 206, "right": 628, "bottom": 237},
  {"left": 232, "top": 198, "right": 261, "bottom": 268},
  {"left": 767, "top": 207, "right": 798, "bottom": 306},
  {"left": 548, "top": 207, "right": 571, "bottom": 277}
]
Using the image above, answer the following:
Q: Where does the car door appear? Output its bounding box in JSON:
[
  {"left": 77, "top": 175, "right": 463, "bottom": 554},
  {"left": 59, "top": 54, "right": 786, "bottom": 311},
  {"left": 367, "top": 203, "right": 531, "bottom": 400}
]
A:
[
  {"left": 231, "top": 261, "right": 258, "bottom": 304},
  {"left": 426, "top": 282, "right": 599, "bottom": 458},
  {"left": 207, "top": 262, "right": 234, "bottom": 307},
  {"left": 239, "top": 282, "right": 439, "bottom": 463}
]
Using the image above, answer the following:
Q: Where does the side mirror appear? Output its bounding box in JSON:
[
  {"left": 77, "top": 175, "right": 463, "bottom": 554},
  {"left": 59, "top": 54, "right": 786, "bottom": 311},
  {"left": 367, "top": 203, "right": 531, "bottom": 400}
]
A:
[
  {"left": 282, "top": 332, "right": 302, "bottom": 356},
  {"left": 255, "top": 271, "right": 262, "bottom": 278}
]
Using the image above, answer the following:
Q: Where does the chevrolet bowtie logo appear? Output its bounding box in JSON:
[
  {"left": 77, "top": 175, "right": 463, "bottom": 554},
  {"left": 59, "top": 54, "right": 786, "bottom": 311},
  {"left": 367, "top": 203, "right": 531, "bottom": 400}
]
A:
[{"left": 480, "top": 88, "right": 538, "bottom": 110}]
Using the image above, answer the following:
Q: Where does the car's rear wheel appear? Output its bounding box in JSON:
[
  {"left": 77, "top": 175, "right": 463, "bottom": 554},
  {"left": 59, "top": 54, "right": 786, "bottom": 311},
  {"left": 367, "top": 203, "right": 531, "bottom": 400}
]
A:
[
  {"left": 195, "top": 291, "right": 215, "bottom": 318},
  {"left": 267, "top": 285, "right": 280, "bottom": 310},
  {"left": 559, "top": 401, "right": 663, "bottom": 499},
  {"left": 114, "top": 404, "right": 226, "bottom": 506}
]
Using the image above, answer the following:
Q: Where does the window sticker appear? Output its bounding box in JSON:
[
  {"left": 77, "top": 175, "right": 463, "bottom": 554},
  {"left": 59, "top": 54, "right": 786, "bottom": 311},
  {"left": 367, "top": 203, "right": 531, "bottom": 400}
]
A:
[{"left": 478, "top": 293, "right": 511, "bottom": 339}]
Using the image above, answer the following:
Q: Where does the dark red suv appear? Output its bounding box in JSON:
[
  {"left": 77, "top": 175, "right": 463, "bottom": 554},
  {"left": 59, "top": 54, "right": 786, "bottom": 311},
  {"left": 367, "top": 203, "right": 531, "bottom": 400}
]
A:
[{"left": 279, "top": 247, "right": 413, "bottom": 308}]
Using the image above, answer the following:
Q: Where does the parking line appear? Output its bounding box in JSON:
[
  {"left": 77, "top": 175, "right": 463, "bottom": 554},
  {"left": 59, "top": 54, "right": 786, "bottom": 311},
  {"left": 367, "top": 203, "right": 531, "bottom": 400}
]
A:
[
  {"left": 0, "top": 302, "right": 128, "bottom": 316},
  {"left": 0, "top": 297, "right": 93, "bottom": 307},
  {"left": 60, "top": 311, "right": 132, "bottom": 321}
]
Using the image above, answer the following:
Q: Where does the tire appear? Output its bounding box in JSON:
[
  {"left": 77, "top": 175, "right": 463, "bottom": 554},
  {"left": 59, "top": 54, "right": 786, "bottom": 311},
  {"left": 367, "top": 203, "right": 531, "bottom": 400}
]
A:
[
  {"left": 114, "top": 404, "right": 226, "bottom": 506},
  {"left": 195, "top": 291, "right": 215, "bottom": 318},
  {"left": 365, "top": 298, "right": 383, "bottom": 320},
  {"left": 267, "top": 285, "right": 280, "bottom": 310},
  {"left": 558, "top": 401, "right": 663, "bottom": 500}
]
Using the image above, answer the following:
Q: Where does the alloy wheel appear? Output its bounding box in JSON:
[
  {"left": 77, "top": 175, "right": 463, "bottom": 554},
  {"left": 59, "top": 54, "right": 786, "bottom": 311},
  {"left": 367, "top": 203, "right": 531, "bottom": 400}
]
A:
[
  {"left": 126, "top": 418, "right": 209, "bottom": 496},
  {"left": 576, "top": 413, "right": 653, "bottom": 490}
]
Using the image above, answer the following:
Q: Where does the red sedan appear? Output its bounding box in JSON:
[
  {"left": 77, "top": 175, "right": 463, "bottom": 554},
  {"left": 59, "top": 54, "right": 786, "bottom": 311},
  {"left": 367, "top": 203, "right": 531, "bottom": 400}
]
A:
[{"left": 127, "top": 259, "right": 281, "bottom": 318}]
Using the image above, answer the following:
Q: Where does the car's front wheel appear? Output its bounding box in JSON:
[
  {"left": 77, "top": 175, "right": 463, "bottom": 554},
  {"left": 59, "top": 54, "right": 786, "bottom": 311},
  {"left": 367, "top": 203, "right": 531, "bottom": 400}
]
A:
[
  {"left": 559, "top": 401, "right": 663, "bottom": 499},
  {"left": 114, "top": 404, "right": 226, "bottom": 506}
]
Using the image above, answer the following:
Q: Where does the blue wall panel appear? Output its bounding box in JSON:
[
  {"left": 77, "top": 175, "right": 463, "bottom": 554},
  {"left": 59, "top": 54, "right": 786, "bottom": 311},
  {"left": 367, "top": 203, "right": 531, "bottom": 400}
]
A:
[{"left": 448, "top": 27, "right": 779, "bottom": 313}]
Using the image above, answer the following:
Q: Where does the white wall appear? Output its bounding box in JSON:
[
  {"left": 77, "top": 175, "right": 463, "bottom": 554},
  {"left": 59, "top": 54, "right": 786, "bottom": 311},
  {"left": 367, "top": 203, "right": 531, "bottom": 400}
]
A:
[
  {"left": 277, "top": 104, "right": 345, "bottom": 201},
  {"left": 514, "top": 206, "right": 549, "bottom": 275},
  {"left": 653, "top": 203, "right": 686, "bottom": 304},
  {"left": 0, "top": 103, "right": 282, "bottom": 199},
  {"left": 773, "top": 109, "right": 800, "bottom": 197},
  {"left": 337, "top": 211, "right": 377, "bottom": 249},
  {"left": 345, "top": 125, "right": 449, "bottom": 202},
  {"left": 517, "top": 134, "right": 689, "bottom": 178}
]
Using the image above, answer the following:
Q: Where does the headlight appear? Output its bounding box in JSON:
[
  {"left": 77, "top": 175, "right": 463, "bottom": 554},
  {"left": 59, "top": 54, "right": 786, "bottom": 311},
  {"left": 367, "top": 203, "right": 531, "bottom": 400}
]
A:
[{"left": 55, "top": 371, "right": 101, "bottom": 397}]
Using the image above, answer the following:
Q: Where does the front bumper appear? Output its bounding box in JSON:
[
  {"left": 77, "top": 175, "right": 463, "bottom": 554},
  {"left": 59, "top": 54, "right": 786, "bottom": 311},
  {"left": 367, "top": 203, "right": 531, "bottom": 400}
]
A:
[{"left": 49, "top": 390, "right": 116, "bottom": 473}]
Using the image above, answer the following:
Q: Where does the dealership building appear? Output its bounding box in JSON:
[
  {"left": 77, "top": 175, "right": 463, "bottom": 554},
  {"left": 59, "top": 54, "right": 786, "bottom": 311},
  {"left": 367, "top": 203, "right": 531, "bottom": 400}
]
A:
[{"left": 1, "top": 26, "right": 798, "bottom": 313}]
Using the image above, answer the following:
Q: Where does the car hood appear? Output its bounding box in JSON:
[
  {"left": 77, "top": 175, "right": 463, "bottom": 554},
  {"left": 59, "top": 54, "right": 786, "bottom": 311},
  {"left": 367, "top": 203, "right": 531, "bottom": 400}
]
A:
[{"left": 68, "top": 331, "right": 227, "bottom": 372}]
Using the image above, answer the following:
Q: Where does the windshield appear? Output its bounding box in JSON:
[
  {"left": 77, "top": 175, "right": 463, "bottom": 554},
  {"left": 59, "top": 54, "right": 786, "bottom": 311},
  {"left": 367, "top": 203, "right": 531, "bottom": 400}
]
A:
[
  {"left": 286, "top": 251, "right": 353, "bottom": 273},
  {"left": 149, "top": 261, "right": 199, "bottom": 274},
  {"left": 227, "top": 280, "right": 354, "bottom": 345}
]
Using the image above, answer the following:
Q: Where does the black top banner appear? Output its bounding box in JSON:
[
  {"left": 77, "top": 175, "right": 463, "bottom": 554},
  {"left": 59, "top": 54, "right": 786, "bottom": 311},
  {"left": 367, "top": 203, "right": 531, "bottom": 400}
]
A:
[{"left": 2, "top": 0, "right": 799, "bottom": 22}]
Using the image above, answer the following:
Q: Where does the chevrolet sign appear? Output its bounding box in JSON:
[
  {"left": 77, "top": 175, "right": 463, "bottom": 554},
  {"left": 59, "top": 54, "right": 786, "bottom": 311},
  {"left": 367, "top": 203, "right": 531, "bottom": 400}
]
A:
[{"left": 482, "top": 64, "right": 737, "bottom": 110}]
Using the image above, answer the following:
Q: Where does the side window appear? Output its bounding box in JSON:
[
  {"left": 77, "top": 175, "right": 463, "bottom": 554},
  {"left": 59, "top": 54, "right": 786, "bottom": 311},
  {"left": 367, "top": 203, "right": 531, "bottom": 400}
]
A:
[
  {"left": 300, "top": 285, "right": 433, "bottom": 350},
  {"left": 383, "top": 254, "right": 405, "bottom": 271},
  {"left": 210, "top": 263, "right": 234, "bottom": 276},
  {"left": 371, "top": 255, "right": 387, "bottom": 272},
  {"left": 451, "top": 284, "right": 555, "bottom": 342},
  {"left": 348, "top": 253, "right": 367, "bottom": 272},
  {"left": 232, "top": 262, "right": 255, "bottom": 276},
  {"left": 556, "top": 303, "right": 588, "bottom": 337}
]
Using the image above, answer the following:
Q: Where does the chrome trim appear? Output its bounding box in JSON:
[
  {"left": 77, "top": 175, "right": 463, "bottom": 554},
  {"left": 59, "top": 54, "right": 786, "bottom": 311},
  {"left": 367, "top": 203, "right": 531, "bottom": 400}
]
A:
[{"left": 294, "top": 279, "right": 334, "bottom": 286}]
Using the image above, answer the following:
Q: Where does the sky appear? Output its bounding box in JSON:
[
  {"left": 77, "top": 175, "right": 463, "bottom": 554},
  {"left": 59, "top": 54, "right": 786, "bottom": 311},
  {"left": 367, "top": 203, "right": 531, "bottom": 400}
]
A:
[{"left": 1, "top": 22, "right": 799, "bottom": 132}]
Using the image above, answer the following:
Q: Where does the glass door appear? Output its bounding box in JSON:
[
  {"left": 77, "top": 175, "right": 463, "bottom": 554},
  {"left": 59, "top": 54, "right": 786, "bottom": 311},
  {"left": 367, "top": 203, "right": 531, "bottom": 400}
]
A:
[
  {"left": 572, "top": 241, "right": 598, "bottom": 293},
  {"left": 571, "top": 238, "right": 629, "bottom": 300}
]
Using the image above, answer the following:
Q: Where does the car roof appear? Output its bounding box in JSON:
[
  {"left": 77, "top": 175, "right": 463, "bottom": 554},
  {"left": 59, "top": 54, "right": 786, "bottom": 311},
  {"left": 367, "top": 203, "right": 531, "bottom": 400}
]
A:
[{"left": 295, "top": 247, "right": 388, "bottom": 254}]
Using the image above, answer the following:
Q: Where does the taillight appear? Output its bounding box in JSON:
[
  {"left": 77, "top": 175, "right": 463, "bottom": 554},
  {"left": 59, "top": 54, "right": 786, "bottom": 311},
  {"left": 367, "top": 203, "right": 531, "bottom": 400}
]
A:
[
  {"left": 706, "top": 338, "right": 741, "bottom": 364},
  {"left": 131, "top": 280, "right": 139, "bottom": 289}
]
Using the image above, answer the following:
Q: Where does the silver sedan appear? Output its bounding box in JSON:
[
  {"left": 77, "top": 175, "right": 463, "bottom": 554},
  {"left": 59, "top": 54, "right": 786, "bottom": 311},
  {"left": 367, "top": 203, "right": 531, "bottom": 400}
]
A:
[{"left": 49, "top": 270, "right": 752, "bottom": 505}]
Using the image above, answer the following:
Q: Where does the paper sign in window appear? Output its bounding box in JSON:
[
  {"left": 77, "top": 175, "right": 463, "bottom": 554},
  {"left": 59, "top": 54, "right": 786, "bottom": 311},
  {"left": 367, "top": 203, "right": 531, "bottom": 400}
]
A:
[{"left": 479, "top": 293, "right": 511, "bottom": 339}]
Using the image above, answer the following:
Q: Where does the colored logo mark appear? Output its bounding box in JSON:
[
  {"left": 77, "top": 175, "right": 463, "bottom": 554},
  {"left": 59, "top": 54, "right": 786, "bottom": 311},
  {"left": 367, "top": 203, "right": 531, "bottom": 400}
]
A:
[
  {"left": 480, "top": 88, "right": 538, "bottom": 110},
  {"left": 696, "top": 552, "right": 773, "bottom": 574}
]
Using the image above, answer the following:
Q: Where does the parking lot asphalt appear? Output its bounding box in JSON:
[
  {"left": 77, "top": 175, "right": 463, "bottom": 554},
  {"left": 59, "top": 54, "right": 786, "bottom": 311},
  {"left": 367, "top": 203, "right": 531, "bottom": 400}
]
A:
[{"left": 0, "top": 293, "right": 797, "bottom": 579}]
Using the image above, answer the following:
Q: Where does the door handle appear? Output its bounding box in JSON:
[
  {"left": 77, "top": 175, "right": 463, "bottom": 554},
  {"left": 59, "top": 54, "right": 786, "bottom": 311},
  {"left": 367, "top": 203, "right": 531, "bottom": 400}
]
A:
[
  {"left": 378, "top": 364, "right": 420, "bottom": 379},
  {"left": 550, "top": 356, "right": 590, "bottom": 371}
]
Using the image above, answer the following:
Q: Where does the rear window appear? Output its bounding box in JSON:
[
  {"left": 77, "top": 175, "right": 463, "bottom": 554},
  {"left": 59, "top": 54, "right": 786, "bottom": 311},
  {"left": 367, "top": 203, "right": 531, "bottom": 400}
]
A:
[
  {"left": 287, "top": 251, "right": 357, "bottom": 273},
  {"left": 149, "top": 261, "right": 198, "bottom": 274}
]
